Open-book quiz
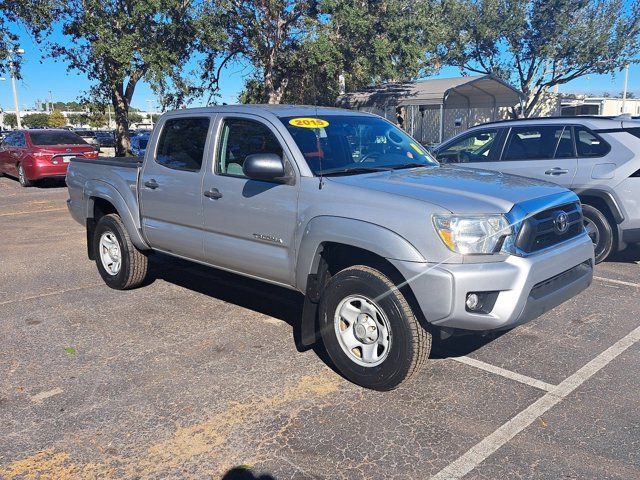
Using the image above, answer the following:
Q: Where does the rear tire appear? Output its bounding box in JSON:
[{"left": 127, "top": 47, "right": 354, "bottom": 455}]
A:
[
  {"left": 17, "top": 164, "right": 33, "bottom": 187},
  {"left": 582, "top": 204, "right": 613, "bottom": 264},
  {"left": 319, "top": 265, "right": 430, "bottom": 391},
  {"left": 93, "top": 213, "right": 148, "bottom": 289}
]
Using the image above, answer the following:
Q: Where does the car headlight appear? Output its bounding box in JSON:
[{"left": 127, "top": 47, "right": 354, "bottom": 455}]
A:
[{"left": 433, "top": 214, "right": 513, "bottom": 254}]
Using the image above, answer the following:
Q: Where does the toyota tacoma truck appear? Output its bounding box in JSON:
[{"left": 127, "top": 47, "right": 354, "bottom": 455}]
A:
[{"left": 66, "top": 105, "right": 594, "bottom": 391}]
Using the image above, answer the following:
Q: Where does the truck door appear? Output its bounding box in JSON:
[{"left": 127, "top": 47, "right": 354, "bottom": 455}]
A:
[
  {"left": 201, "top": 115, "right": 298, "bottom": 286},
  {"left": 139, "top": 115, "right": 214, "bottom": 260}
]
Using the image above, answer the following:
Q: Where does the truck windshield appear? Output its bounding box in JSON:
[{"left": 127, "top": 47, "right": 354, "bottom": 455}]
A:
[{"left": 280, "top": 115, "right": 437, "bottom": 175}]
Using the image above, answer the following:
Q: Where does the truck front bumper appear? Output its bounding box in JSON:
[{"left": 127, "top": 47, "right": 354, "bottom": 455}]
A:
[{"left": 391, "top": 232, "right": 594, "bottom": 331}]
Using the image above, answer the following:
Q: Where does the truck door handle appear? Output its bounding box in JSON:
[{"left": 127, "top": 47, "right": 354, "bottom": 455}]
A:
[
  {"left": 204, "top": 188, "right": 223, "bottom": 199},
  {"left": 544, "top": 168, "right": 569, "bottom": 176},
  {"left": 144, "top": 179, "right": 159, "bottom": 189}
]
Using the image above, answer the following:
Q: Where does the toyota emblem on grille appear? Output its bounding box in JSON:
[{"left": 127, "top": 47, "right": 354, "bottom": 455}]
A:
[{"left": 554, "top": 211, "right": 569, "bottom": 234}]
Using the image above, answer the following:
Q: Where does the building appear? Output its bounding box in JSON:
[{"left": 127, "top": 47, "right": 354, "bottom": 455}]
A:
[
  {"left": 336, "top": 75, "right": 523, "bottom": 145},
  {"left": 560, "top": 96, "right": 640, "bottom": 116}
]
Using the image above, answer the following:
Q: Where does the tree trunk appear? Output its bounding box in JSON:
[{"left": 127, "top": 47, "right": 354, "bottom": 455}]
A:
[{"left": 112, "top": 88, "right": 130, "bottom": 157}]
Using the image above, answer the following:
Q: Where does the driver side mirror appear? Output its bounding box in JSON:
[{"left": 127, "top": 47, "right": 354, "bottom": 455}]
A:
[{"left": 243, "top": 153, "right": 293, "bottom": 184}]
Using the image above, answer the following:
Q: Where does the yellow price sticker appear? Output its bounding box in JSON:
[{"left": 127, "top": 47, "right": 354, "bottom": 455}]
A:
[
  {"left": 288, "top": 117, "right": 329, "bottom": 128},
  {"left": 410, "top": 142, "right": 425, "bottom": 155}
]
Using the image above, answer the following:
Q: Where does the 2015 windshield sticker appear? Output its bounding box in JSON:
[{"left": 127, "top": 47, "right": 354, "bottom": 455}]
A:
[
  {"left": 410, "top": 142, "right": 425, "bottom": 155},
  {"left": 289, "top": 117, "right": 329, "bottom": 128}
]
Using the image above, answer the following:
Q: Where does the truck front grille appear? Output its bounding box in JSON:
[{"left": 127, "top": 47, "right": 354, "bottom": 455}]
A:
[{"left": 515, "top": 202, "right": 584, "bottom": 254}]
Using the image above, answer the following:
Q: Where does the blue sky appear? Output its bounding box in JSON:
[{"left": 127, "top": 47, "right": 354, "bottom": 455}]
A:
[{"left": 1, "top": 22, "right": 639, "bottom": 113}]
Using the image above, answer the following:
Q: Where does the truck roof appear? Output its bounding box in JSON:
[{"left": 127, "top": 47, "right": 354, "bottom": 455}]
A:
[{"left": 164, "top": 104, "right": 375, "bottom": 118}]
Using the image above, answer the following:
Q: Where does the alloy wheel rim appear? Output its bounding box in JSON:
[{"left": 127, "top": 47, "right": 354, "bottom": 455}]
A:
[
  {"left": 334, "top": 294, "right": 391, "bottom": 367},
  {"left": 18, "top": 165, "right": 25, "bottom": 183},
  {"left": 99, "top": 231, "right": 122, "bottom": 275},
  {"left": 584, "top": 218, "right": 600, "bottom": 249}
]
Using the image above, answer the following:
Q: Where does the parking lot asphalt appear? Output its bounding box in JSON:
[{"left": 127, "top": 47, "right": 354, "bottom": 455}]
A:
[{"left": 1, "top": 176, "right": 639, "bottom": 479}]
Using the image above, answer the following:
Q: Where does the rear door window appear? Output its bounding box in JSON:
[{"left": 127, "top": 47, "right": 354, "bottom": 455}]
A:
[
  {"left": 575, "top": 127, "right": 610, "bottom": 157},
  {"left": 503, "top": 125, "right": 567, "bottom": 161},
  {"left": 156, "top": 117, "right": 210, "bottom": 172}
]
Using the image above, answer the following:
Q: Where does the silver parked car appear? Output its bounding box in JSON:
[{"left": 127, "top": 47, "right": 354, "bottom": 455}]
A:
[{"left": 432, "top": 115, "right": 640, "bottom": 262}]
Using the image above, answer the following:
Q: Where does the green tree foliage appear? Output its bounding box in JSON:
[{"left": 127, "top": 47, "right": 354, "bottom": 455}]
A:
[
  {"left": 47, "top": 110, "right": 67, "bottom": 127},
  {"left": 22, "top": 113, "right": 50, "bottom": 128},
  {"left": 443, "top": 0, "right": 640, "bottom": 116},
  {"left": 232, "top": 0, "right": 446, "bottom": 105},
  {"left": 3, "top": 113, "right": 18, "bottom": 128},
  {"left": 128, "top": 112, "right": 143, "bottom": 124},
  {"left": 51, "top": 0, "right": 200, "bottom": 155},
  {"left": 0, "top": 0, "right": 58, "bottom": 77},
  {"left": 201, "top": 0, "right": 319, "bottom": 104},
  {"left": 66, "top": 113, "right": 85, "bottom": 126}
]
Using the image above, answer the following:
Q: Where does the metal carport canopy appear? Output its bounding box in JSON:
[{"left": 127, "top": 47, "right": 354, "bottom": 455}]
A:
[{"left": 336, "top": 75, "right": 522, "bottom": 109}]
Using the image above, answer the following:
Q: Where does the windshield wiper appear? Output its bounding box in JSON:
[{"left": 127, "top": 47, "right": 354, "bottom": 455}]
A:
[
  {"left": 389, "top": 163, "right": 432, "bottom": 170},
  {"left": 321, "top": 166, "right": 393, "bottom": 176}
]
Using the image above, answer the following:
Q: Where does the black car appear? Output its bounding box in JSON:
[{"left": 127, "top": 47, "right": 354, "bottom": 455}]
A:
[{"left": 95, "top": 130, "right": 115, "bottom": 148}]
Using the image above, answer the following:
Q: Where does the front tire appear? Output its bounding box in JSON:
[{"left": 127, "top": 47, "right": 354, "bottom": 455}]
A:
[
  {"left": 582, "top": 204, "right": 614, "bottom": 263},
  {"left": 319, "top": 265, "right": 431, "bottom": 391},
  {"left": 17, "top": 164, "right": 33, "bottom": 187},
  {"left": 93, "top": 213, "right": 148, "bottom": 289}
]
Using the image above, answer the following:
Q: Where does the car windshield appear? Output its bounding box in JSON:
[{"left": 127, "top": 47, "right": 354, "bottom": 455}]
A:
[
  {"left": 280, "top": 115, "right": 437, "bottom": 175},
  {"left": 29, "top": 131, "right": 88, "bottom": 146}
]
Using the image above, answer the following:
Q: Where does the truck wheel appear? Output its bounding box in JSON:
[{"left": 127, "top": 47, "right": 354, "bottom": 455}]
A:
[
  {"left": 17, "top": 164, "right": 33, "bottom": 187},
  {"left": 93, "top": 213, "right": 148, "bottom": 289},
  {"left": 318, "top": 265, "right": 430, "bottom": 391},
  {"left": 582, "top": 204, "right": 613, "bottom": 263}
]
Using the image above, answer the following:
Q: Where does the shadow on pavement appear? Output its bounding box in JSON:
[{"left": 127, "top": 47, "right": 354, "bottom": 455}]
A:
[
  {"left": 222, "top": 467, "right": 276, "bottom": 480},
  {"left": 145, "top": 253, "right": 499, "bottom": 364},
  {"left": 607, "top": 244, "right": 640, "bottom": 263}
]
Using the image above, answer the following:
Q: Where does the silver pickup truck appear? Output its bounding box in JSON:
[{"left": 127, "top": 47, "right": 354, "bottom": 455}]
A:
[{"left": 66, "top": 105, "right": 594, "bottom": 390}]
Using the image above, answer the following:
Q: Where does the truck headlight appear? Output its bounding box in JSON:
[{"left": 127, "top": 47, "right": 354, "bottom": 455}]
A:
[{"left": 433, "top": 214, "right": 513, "bottom": 254}]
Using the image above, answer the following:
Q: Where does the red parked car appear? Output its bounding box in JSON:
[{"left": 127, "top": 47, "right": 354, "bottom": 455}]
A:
[{"left": 0, "top": 129, "right": 99, "bottom": 187}]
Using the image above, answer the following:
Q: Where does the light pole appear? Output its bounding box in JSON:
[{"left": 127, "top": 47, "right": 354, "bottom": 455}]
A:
[
  {"left": 146, "top": 99, "right": 154, "bottom": 129},
  {"left": 7, "top": 48, "right": 25, "bottom": 129},
  {"left": 622, "top": 64, "right": 630, "bottom": 114}
]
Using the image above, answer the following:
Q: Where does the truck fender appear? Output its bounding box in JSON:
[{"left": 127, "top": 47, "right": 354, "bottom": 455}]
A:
[
  {"left": 84, "top": 180, "right": 149, "bottom": 251},
  {"left": 295, "top": 216, "right": 425, "bottom": 291},
  {"left": 294, "top": 216, "right": 425, "bottom": 350}
]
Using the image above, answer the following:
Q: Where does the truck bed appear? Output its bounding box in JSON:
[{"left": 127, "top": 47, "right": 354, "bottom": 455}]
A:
[{"left": 71, "top": 156, "right": 143, "bottom": 168}]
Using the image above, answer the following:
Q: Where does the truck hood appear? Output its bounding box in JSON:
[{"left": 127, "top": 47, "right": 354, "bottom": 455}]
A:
[{"left": 327, "top": 165, "right": 572, "bottom": 214}]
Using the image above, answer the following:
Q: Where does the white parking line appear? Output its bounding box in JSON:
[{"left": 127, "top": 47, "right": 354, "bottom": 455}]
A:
[
  {"left": 593, "top": 276, "right": 639, "bottom": 288},
  {"left": 431, "top": 324, "right": 640, "bottom": 480},
  {"left": 452, "top": 356, "right": 555, "bottom": 392},
  {"left": 30, "top": 387, "right": 63, "bottom": 404}
]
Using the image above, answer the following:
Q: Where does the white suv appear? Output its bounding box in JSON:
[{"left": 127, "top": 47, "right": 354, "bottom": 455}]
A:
[{"left": 433, "top": 115, "right": 640, "bottom": 263}]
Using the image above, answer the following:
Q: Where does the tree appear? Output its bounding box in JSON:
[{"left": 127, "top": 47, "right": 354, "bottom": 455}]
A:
[
  {"left": 51, "top": 0, "right": 200, "bottom": 155},
  {"left": 201, "top": 0, "right": 319, "bottom": 104},
  {"left": 67, "top": 113, "right": 85, "bottom": 126},
  {"left": 444, "top": 0, "right": 640, "bottom": 116},
  {"left": 227, "top": 0, "right": 445, "bottom": 106},
  {"left": 128, "top": 112, "right": 143, "bottom": 124},
  {"left": 3, "top": 112, "right": 18, "bottom": 128},
  {"left": 47, "top": 110, "right": 67, "bottom": 127},
  {"left": 0, "top": 1, "right": 58, "bottom": 77},
  {"left": 22, "top": 113, "right": 50, "bottom": 128},
  {"left": 620, "top": 91, "right": 636, "bottom": 99}
]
